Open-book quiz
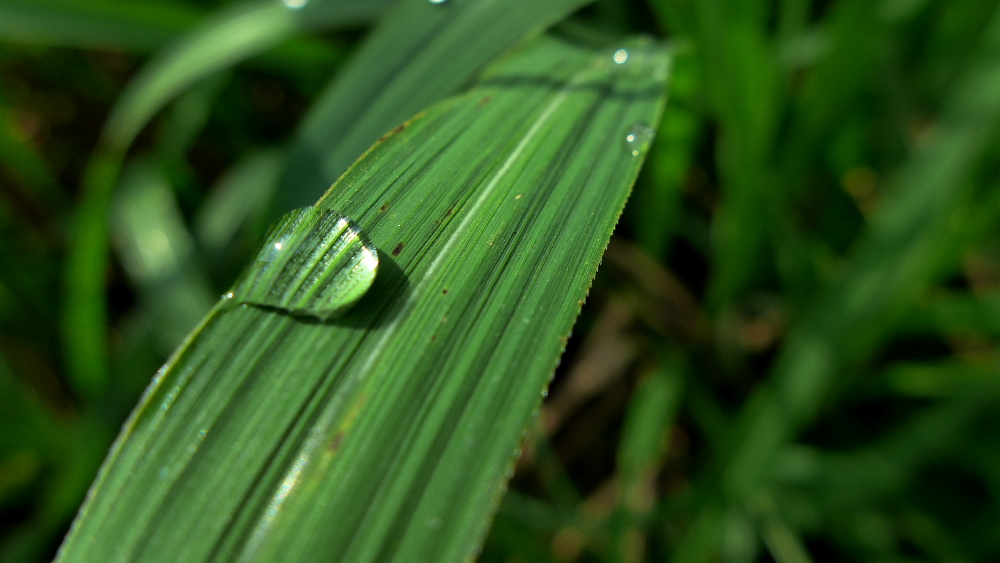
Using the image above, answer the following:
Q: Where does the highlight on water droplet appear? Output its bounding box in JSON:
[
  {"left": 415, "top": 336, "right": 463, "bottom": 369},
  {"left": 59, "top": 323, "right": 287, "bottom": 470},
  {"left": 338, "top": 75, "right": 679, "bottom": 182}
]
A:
[
  {"left": 613, "top": 49, "right": 629, "bottom": 65},
  {"left": 625, "top": 123, "right": 656, "bottom": 157},
  {"left": 227, "top": 207, "right": 379, "bottom": 320},
  {"left": 281, "top": 0, "right": 308, "bottom": 8},
  {"left": 428, "top": 0, "right": 448, "bottom": 4}
]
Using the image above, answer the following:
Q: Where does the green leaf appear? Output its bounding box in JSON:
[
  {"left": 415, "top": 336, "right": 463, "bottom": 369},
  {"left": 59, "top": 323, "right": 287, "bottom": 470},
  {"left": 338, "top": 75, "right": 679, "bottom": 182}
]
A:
[{"left": 56, "top": 35, "right": 670, "bottom": 563}]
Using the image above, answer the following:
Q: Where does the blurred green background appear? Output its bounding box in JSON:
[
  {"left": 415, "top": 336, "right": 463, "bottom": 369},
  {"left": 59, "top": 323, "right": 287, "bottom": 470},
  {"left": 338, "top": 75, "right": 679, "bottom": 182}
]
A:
[{"left": 4, "top": 0, "right": 1000, "bottom": 561}]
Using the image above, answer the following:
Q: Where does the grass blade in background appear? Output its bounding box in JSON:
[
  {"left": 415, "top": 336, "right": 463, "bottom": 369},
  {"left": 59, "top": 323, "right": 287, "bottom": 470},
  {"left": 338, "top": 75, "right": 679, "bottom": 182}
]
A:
[
  {"left": 671, "top": 6, "right": 1000, "bottom": 560},
  {"left": 102, "top": 0, "right": 393, "bottom": 150},
  {"left": 270, "top": 0, "right": 595, "bottom": 214},
  {"left": 194, "top": 149, "right": 287, "bottom": 256},
  {"left": 0, "top": 0, "right": 202, "bottom": 52},
  {"left": 55, "top": 35, "right": 670, "bottom": 563},
  {"left": 112, "top": 160, "right": 216, "bottom": 354},
  {"left": 60, "top": 0, "right": 393, "bottom": 401},
  {"left": 653, "top": 0, "right": 783, "bottom": 310}
]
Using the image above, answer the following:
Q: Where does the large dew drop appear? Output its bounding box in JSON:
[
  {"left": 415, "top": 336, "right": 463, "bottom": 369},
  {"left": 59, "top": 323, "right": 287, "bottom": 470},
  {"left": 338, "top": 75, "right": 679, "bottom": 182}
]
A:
[{"left": 227, "top": 207, "right": 378, "bottom": 320}]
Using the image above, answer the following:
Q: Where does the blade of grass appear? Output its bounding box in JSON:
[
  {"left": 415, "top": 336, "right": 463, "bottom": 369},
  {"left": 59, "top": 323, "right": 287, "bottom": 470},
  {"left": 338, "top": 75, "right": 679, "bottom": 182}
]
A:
[
  {"left": 103, "top": 0, "right": 392, "bottom": 150},
  {"left": 112, "top": 160, "right": 216, "bottom": 354},
  {"left": 612, "top": 357, "right": 685, "bottom": 563},
  {"left": 270, "top": 0, "right": 597, "bottom": 214},
  {"left": 0, "top": 0, "right": 202, "bottom": 52},
  {"left": 56, "top": 35, "right": 670, "bottom": 563},
  {"left": 654, "top": 0, "right": 784, "bottom": 310},
  {"left": 194, "top": 148, "right": 287, "bottom": 256},
  {"left": 672, "top": 6, "right": 1000, "bottom": 560}
]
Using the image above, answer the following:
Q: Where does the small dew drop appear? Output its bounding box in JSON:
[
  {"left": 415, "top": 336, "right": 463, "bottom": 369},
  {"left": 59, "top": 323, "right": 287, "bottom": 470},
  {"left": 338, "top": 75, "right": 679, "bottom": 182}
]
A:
[
  {"left": 541, "top": 389, "right": 549, "bottom": 398},
  {"left": 227, "top": 207, "right": 379, "bottom": 320},
  {"left": 222, "top": 292, "right": 235, "bottom": 300},
  {"left": 625, "top": 123, "right": 656, "bottom": 157},
  {"left": 613, "top": 49, "right": 629, "bottom": 64},
  {"left": 428, "top": 0, "right": 448, "bottom": 4},
  {"left": 281, "top": 0, "right": 308, "bottom": 9}
]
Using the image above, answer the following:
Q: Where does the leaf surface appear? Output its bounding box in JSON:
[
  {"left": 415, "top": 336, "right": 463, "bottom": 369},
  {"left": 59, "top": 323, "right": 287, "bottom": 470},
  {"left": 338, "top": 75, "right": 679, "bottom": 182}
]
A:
[{"left": 56, "top": 35, "right": 670, "bottom": 563}]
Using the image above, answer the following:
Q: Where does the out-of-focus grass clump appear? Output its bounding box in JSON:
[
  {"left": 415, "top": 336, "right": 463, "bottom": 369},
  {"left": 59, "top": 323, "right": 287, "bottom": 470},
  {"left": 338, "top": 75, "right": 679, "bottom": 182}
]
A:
[{"left": 2, "top": 0, "right": 1000, "bottom": 561}]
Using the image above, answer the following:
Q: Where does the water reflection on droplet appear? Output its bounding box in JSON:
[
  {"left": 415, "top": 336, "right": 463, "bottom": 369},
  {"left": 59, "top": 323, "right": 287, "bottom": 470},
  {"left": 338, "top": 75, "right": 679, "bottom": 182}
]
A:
[
  {"left": 625, "top": 123, "right": 656, "bottom": 157},
  {"left": 227, "top": 206, "right": 379, "bottom": 320},
  {"left": 428, "top": 0, "right": 448, "bottom": 4},
  {"left": 613, "top": 49, "right": 629, "bottom": 64},
  {"left": 281, "top": 0, "right": 308, "bottom": 8}
]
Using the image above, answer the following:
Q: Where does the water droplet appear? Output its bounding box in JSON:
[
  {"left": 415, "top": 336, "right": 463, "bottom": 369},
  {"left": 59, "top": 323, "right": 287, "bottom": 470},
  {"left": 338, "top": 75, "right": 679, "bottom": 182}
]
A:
[
  {"left": 541, "top": 389, "right": 549, "bottom": 398},
  {"left": 222, "top": 291, "right": 234, "bottom": 300},
  {"left": 428, "top": 0, "right": 448, "bottom": 4},
  {"left": 281, "top": 0, "right": 308, "bottom": 8},
  {"left": 613, "top": 49, "right": 629, "bottom": 65},
  {"left": 625, "top": 123, "right": 655, "bottom": 157},
  {"left": 228, "top": 207, "right": 378, "bottom": 320}
]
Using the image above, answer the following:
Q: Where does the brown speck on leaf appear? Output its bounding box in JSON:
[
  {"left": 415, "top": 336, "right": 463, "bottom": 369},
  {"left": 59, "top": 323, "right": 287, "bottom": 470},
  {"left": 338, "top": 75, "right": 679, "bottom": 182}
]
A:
[
  {"left": 442, "top": 289, "right": 448, "bottom": 294},
  {"left": 446, "top": 205, "right": 455, "bottom": 216},
  {"left": 392, "top": 242, "right": 404, "bottom": 256},
  {"left": 478, "top": 95, "right": 492, "bottom": 107},
  {"left": 379, "top": 123, "right": 407, "bottom": 142},
  {"left": 328, "top": 433, "right": 344, "bottom": 452},
  {"left": 431, "top": 335, "right": 437, "bottom": 342},
  {"left": 380, "top": 203, "right": 389, "bottom": 212}
]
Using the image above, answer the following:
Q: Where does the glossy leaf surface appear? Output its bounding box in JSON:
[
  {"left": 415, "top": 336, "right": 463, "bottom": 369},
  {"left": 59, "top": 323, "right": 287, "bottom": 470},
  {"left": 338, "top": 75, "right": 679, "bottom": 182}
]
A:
[{"left": 56, "top": 36, "right": 670, "bottom": 563}]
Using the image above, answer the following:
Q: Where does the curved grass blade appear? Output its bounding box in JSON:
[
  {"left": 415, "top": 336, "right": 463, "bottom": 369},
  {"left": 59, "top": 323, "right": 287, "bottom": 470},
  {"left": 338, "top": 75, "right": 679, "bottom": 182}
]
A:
[
  {"left": 103, "top": 0, "right": 393, "bottom": 149},
  {"left": 56, "top": 35, "right": 670, "bottom": 563},
  {"left": 270, "top": 0, "right": 595, "bottom": 214},
  {"left": 0, "top": 0, "right": 202, "bottom": 52},
  {"left": 194, "top": 148, "right": 286, "bottom": 255},
  {"left": 112, "top": 160, "right": 216, "bottom": 353}
]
